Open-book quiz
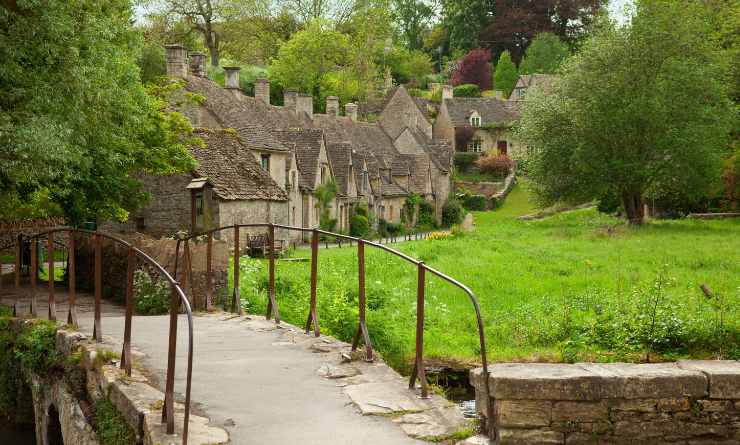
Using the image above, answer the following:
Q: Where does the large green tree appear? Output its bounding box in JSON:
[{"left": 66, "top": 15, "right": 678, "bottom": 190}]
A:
[
  {"left": 392, "top": 0, "right": 434, "bottom": 50},
  {"left": 519, "top": 32, "right": 570, "bottom": 75},
  {"left": 517, "top": 0, "right": 735, "bottom": 224},
  {"left": 0, "top": 0, "right": 196, "bottom": 223}
]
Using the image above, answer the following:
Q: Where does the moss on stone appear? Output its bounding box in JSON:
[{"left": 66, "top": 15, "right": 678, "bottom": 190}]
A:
[{"left": 93, "top": 398, "right": 136, "bottom": 445}]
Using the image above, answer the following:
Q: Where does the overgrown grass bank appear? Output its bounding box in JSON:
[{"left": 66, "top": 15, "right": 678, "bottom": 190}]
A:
[{"left": 231, "top": 185, "right": 739, "bottom": 369}]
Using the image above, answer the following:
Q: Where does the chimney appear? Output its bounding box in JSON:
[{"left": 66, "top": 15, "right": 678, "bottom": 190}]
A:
[
  {"left": 188, "top": 52, "right": 206, "bottom": 77},
  {"left": 345, "top": 103, "right": 358, "bottom": 121},
  {"left": 442, "top": 84, "right": 453, "bottom": 100},
  {"left": 223, "top": 67, "right": 241, "bottom": 89},
  {"left": 326, "top": 96, "right": 339, "bottom": 116},
  {"left": 284, "top": 89, "right": 297, "bottom": 109},
  {"left": 495, "top": 90, "right": 503, "bottom": 100},
  {"left": 254, "top": 77, "right": 270, "bottom": 104},
  {"left": 165, "top": 44, "right": 188, "bottom": 78},
  {"left": 296, "top": 93, "right": 314, "bottom": 119}
]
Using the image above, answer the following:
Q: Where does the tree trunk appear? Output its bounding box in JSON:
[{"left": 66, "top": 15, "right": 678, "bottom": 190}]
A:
[
  {"left": 622, "top": 192, "right": 645, "bottom": 225},
  {"left": 203, "top": 23, "right": 219, "bottom": 67}
]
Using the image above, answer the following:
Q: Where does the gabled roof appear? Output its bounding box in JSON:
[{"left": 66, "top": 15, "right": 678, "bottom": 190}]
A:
[
  {"left": 325, "top": 142, "right": 353, "bottom": 197},
  {"left": 190, "top": 128, "right": 288, "bottom": 201},
  {"left": 443, "top": 97, "right": 520, "bottom": 127},
  {"left": 273, "top": 128, "right": 324, "bottom": 190},
  {"left": 380, "top": 177, "right": 408, "bottom": 197}
]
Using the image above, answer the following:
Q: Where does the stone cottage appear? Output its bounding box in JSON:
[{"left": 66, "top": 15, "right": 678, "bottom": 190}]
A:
[{"left": 510, "top": 73, "right": 557, "bottom": 101}]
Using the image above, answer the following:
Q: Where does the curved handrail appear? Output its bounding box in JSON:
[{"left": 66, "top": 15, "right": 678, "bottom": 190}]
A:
[
  {"left": 177, "top": 222, "right": 494, "bottom": 435},
  {"left": 13, "top": 227, "right": 194, "bottom": 444}
]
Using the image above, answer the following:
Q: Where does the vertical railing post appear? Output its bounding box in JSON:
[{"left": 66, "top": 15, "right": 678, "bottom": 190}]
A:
[
  {"left": 232, "top": 226, "right": 243, "bottom": 315},
  {"left": 205, "top": 232, "right": 213, "bottom": 311},
  {"left": 409, "top": 262, "right": 429, "bottom": 398},
  {"left": 29, "top": 237, "right": 37, "bottom": 317},
  {"left": 162, "top": 284, "right": 178, "bottom": 434},
  {"left": 93, "top": 234, "right": 102, "bottom": 342},
  {"left": 67, "top": 232, "right": 78, "bottom": 326},
  {"left": 47, "top": 232, "right": 56, "bottom": 321},
  {"left": 265, "top": 223, "right": 281, "bottom": 323},
  {"left": 351, "top": 240, "right": 373, "bottom": 361},
  {"left": 305, "top": 229, "right": 320, "bottom": 336},
  {"left": 13, "top": 234, "right": 21, "bottom": 316},
  {"left": 182, "top": 239, "right": 192, "bottom": 308},
  {"left": 121, "top": 248, "right": 135, "bottom": 376}
]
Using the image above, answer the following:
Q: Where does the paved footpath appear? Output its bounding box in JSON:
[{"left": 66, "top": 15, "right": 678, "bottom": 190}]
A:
[{"left": 1, "top": 286, "right": 469, "bottom": 445}]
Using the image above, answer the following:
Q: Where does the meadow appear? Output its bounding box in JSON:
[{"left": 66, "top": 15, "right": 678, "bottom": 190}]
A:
[{"left": 232, "top": 185, "right": 740, "bottom": 370}]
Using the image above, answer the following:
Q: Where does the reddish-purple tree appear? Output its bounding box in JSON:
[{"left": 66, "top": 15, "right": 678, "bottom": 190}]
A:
[{"left": 450, "top": 48, "right": 492, "bottom": 90}]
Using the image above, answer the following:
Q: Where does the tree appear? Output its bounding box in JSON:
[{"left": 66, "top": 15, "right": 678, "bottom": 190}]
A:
[
  {"left": 392, "top": 0, "right": 434, "bottom": 50},
  {"left": 270, "top": 20, "right": 352, "bottom": 98},
  {"left": 517, "top": 1, "right": 734, "bottom": 225},
  {"left": 283, "top": 0, "right": 356, "bottom": 25},
  {"left": 397, "top": 50, "right": 434, "bottom": 87},
  {"left": 479, "top": 0, "right": 606, "bottom": 64},
  {"left": 440, "top": 0, "right": 495, "bottom": 52},
  {"left": 519, "top": 32, "right": 570, "bottom": 74},
  {"left": 450, "top": 48, "right": 492, "bottom": 90},
  {"left": 160, "top": 0, "right": 263, "bottom": 66},
  {"left": 0, "top": 0, "right": 196, "bottom": 223},
  {"left": 493, "top": 50, "right": 518, "bottom": 97},
  {"left": 220, "top": 11, "right": 299, "bottom": 65}
]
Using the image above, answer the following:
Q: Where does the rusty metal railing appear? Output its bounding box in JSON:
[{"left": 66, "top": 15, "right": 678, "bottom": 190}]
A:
[
  {"left": 1, "top": 229, "right": 195, "bottom": 444},
  {"left": 176, "top": 223, "right": 494, "bottom": 435}
]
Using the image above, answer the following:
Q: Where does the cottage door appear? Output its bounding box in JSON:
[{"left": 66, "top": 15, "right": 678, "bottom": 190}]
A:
[{"left": 497, "top": 140, "right": 508, "bottom": 155}]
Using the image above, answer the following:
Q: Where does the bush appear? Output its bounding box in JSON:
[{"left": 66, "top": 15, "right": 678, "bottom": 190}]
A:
[
  {"left": 350, "top": 215, "right": 370, "bottom": 237},
  {"left": 454, "top": 152, "right": 479, "bottom": 171},
  {"left": 453, "top": 84, "right": 481, "bottom": 97},
  {"left": 442, "top": 199, "right": 465, "bottom": 227},
  {"left": 417, "top": 200, "right": 436, "bottom": 229},
  {"left": 133, "top": 269, "right": 170, "bottom": 315},
  {"left": 386, "top": 222, "right": 404, "bottom": 236},
  {"left": 476, "top": 154, "right": 513, "bottom": 177},
  {"left": 462, "top": 194, "right": 487, "bottom": 211},
  {"left": 450, "top": 48, "right": 492, "bottom": 91}
]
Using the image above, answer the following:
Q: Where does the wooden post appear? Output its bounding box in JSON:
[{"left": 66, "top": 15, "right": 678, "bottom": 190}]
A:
[
  {"left": 351, "top": 240, "right": 373, "bottom": 361},
  {"left": 182, "top": 239, "right": 192, "bottom": 309},
  {"left": 409, "top": 262, "right": 429, "bottom": 398},
  {"left": 30, "top": 238, "right": 37, "bottom": 317},
  {"left": 232, "top": 226, "right": 243, "bottom": 315},
  {"left": 205, "top": 233, "right": 213, "bottom": 311},
  {"left": 121, "top": 248, "right": 135, "bottom": 376},
  {"left": 305, "top": 229, "right": 320, "bottom": 336},
  {"left": 47, "top": 232, "right": 56, "bottom": 321},
  {"left": 265, "top": 224, "right": 281, "bottom": 323},
  {"left": 93, "top": 234, "right": 102, "bottom": 342},
  {"left": 67, "top": 233, "right": 78, "bottom": 326}
]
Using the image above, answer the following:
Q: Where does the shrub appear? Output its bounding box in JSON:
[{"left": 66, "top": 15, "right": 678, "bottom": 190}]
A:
[
  {"left": 453, "top": 84, "right": 481, "bottom": 97},
  {"left": 386, "top": 222, "right": 404, "bottom": 235},
  {"left": 462, "top": 194, "right": 487, "bottom": 211},
  {"left": 350, "top": 215, "right": 370, "bottom": 237},
  {"left": 133, "top": 269, "right": 170, "bottom": 315},
  {"left": 15, "top": 321, "right": 60, "bottom": 375},
  {"left": 417, "top": 200, "right": 436, "bottom": 229},
  {"left": 454, "top": 152, "right": 479, "bottom": 172},
  {"left": 442, "top": 199, "right": 465, "bottom": 227},
  {"left": 476, "top": 154, "right": 513, "bottom": 177}
]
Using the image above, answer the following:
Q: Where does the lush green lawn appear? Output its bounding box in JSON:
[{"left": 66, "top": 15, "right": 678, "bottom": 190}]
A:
[{"left": 233, "top": 184, "right": 739, "bottom": 370}]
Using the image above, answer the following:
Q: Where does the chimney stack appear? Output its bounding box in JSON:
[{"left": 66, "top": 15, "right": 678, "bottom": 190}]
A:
[
  {"left": 254, "top": 78, "right": 270, "bottom": 104},
  {"left": 165, "top": 44, "right": 188, "bottom": 78},
  {"left": 296, "top": 93, "right": 314, "bottom": 119},
  {"left": 442, "top": 84, "right": 453, "bottom": 101},
  {"left": 326, "top": 96, "right": 339, "bottom": 116},
  {"left": 495, "top": 90, "right": 503, "bottom": 100},
  {"left": 188, "top": 52, "right": 206, "bottom": 77},
  {"left": 284, "top": 89, "right": 297, "bottom": 109},
  {"left": 345, "top": 103, "right": 358, "bottom": 121},
  {"left": 223, "top": 67, "right": 241, "bottom": 89}
]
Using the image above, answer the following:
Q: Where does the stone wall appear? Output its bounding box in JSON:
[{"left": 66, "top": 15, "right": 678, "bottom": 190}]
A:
[
  {"left": 455, "top": 181, "right": 503, "bottom": 198},
  {"left": 0, "top": 218, "right": 66, "bottom": 250},
  {"left": 470, "top": 361, "right": 740, "bottom": 445}
]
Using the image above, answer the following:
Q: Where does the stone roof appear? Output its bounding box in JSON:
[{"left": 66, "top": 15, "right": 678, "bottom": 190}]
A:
[
  {"left": 273, "top": 128, "right": 324, "bottom": 190},
  {"left": 401, "top": 153, "right": 432, "bottom": 195},
  {"left": 380, "top": 177, "right": 408, "bottom": 197},
  {"left": 190, "top": 128, "right": 288, "bottom": 201},
  {"left": 443, "top": 97, "right": 520, "bottom": 127},
  {"left": 326, "top": 142, "right": 353, "bottom": 197},
  {"left": 515, "top": 74, "right": 557, "bottom": 91}
]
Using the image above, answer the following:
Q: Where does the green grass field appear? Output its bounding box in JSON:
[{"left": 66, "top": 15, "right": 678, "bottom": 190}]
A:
[{"left": 233, "top": 184, "right": 739, "bottom": 370}]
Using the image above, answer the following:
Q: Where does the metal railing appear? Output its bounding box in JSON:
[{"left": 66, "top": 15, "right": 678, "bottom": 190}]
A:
[
  {"left": 0, "top": 229, "right": 194, "bottom": 444},
  {"left": 176, "top": 223, "right": 494, "bottom": 435}
]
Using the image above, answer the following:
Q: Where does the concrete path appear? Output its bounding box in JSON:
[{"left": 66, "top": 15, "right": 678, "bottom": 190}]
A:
[{"left": 2, "top": 287, "right": 469, "bottom": 445}]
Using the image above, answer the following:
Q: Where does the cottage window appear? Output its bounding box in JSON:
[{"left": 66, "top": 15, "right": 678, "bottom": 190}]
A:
[
  {"left": 261, "top": 154, "right": 270, "bottom": 171},
  {"left": 194, "top": 191, "right": 204, "bottom": 228},
  {"left": 468, "top": 139, "right": 483, "bottom": 153},
  {"left": 470, "top": 116, "right": 481, "bottom": 127}
]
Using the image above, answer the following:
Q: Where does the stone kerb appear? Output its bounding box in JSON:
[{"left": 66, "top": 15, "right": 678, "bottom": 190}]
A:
[{"left": 470, "top": 361, "right": 740, "bottom": 445}]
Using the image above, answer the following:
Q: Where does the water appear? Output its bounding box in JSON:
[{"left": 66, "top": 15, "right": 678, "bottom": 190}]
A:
[
  {"left": 0, "top": 422, "right": 36, "bottom": 445},
  {"left": 458, "top": 399, "right": 477, "bottom": 419}
]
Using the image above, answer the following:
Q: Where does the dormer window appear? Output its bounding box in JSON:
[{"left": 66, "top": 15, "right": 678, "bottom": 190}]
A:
[
  {"left": 470, "top": 113, "right": 481, "bottom": 127},
  {"left": 261, "top": 154, "right": 270, "bottom": 171}
]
